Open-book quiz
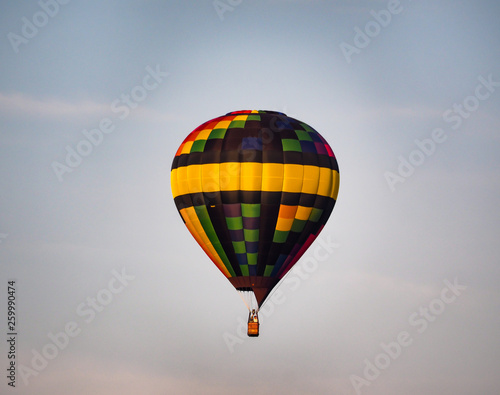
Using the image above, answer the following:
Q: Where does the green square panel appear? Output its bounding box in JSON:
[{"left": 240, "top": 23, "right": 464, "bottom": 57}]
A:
[
  {"left": 232, "top": 241, "right": 246, "bottom": 254},
  {"left": 208, "top": 129, "right": 227, "bottom": 139},
  {"left": 309, "top": 208, "right": 323, "bottom": 222},
  {"left": 229, "top": 120, "right": 246, "bottom": 129},
  {"left": 247, "top": 253, "right": 258, "bottom": 266},
  {"left": 264, "top": 265, "right": 274, "bottom": 277},
  {"left": 291, "top": 219, "right": 306, "bottom": 233},
  {"left": 273, "top": 230, "right": 289, "bottom": 243},
  {"left": 282, "top": 139, "right": 302, "bottom": 152},
  {"left": 226, "top": 216, "right": 243, "bottom": 230},
  {"left": 300, "top": 123, "right": 314, "bottom": 132},
  {"left": 244, "top": 229, "right": 259, "bottom": 242},
  {"left": 240, "top": 265, "right": 249, "bottom": 276},
  {"left": 294, "top": 130, "right": 313, "bottom": 141},
  {"left": 190, "top": 139, "right": 206, "bottom": 152},
  {"left": 241, "top": 203, "right": 260, "bottom": 218},
  {"left": 246, "top": 115, "right": 261, "bottom": 121}
]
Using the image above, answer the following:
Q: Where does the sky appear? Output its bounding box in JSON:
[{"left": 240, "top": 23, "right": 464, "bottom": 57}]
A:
[{"left": 0, "top": 0, "right": 499, "bottom": 394}]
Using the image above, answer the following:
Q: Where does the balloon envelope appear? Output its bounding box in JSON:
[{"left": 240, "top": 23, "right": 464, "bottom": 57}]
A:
[{"left": 171, "top": 110, "right": 339, "bottom": 306}]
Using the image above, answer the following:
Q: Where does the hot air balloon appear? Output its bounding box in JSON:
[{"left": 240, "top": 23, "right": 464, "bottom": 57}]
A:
[{"left": 171, "top": 110, "right": 339, "bottom": 336}]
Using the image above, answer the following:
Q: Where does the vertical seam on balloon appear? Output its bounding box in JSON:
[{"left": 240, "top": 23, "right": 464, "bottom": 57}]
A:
[
  {"left": 254, "top": 124, "right": 265, "bottom": 276},
  {"left": 266, "top": 118, "right": 287, "bottom": 276},
  {"left": 208, "top": 125, "right": 241, "bottom": 277},
  {"left": 220, "top": 123, "right": 240, "bottom": 278},
  {"left": 278, "top": 127, "right": 304, "bottom": 268},
  {"left": 275, "top": 129, "right": 324, "bottom": 279},
  {"left": 272, "top": 123, "right": 307, "bottom": 278}
]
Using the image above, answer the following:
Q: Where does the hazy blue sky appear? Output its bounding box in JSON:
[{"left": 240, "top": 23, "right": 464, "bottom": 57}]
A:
[{"left": 1, "top": 1, "right": 499, "bottom": 394}]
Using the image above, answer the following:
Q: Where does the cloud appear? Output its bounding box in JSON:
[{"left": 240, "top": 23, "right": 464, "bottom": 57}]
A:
[
  {"left": 0, "top": 92, "right": 110, "bottom": 119},
  {"left": 0, "top": 92, "right": 182, "bottom": 123},
  {"left": 18, "top": 353, "right": 303, "bottom": 395}
]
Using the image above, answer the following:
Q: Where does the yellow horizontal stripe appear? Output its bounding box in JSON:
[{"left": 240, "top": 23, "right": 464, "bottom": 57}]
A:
[
  {"left": 220, "top": 162, "right": 240, "bottom": 190},
  {"left": 317, "top": 167, "right": 333, "bottom": 197},
  {"left": 176, "top": 166, "right": 189, "bottom": 197},
  {"left": 201, "top": 163, "right": 220, "bottom": 193},
  {"left": 187, "top": 164, "right": 202, "bottom": 193},
  {"left": 332, "top": 170, "right": 340, "bottom": 200},
  {"left": 302, "top": 165, "right": 320, "bottom": 195},
  {"left": 240, "top": 162, "right": 262, "bottom": 191},
  {"left": 282, "top": 164, "right": 303, "bottom": 193},
  {"left": 262, "top": 163, "right": 283, "bottom": 192},
  {"left": 171, "top": 163, "right": 339, "bottom": 199},
  {"left": 170, "top": 166, "right": 179, "bottom": 198}
]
